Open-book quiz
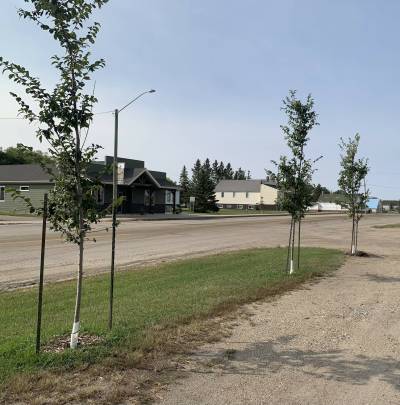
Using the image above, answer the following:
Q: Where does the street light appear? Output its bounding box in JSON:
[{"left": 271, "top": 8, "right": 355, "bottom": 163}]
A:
[{"left": 109, "top": 89, "right": 156, "bottom": 330}]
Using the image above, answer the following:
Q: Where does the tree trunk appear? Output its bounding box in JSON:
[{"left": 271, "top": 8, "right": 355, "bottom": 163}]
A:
[
  {"left": 70, "top": 210, "right": 84, "bottom": 349},
  {"left": 355, "top": 218, "right": 359, "bottom": 255},
  {"left": 297, "top": 217, "right": 301, "bottom": 271},
  {"left": 351, "top": 214, "right": 355, "bottom": 255},
  {"left": 286, "top": 218, "right": 294, "bottom": 273},
  {"left": 290, "top": 219, "right": 296, "bottom": 274}
]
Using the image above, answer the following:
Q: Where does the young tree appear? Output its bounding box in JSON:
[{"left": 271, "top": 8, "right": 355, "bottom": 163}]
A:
[
  {"left": 179, "top": 165, "right": 190, "bottom": 206},
  {"left": 0, "top": 0, "right": 109, "bottom": 348},
  {"left": 338, "top": 134, "right": 369, "bottom": 255},
  {"left": 268, "top": 91, "right": 319, "bottom": 274}
]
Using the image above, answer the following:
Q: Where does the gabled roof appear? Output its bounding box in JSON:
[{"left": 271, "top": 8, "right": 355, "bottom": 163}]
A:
[
  {"left": 0, "top": 161, "right": 180, "bottom": 190},
  {"left": 127, "top": 168, "right": 161, "bottom": 188},
  {"left": 0, "top": 164, "right": 52, "bottom": 183},
  {"left": 215, "top": 179, "right": 277, "bottom": 193}
]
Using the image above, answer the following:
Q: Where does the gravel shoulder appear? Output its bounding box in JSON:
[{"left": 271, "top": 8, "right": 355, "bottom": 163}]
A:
[{"left": 156, "top": 222, "right": 400, "bottom": 405}]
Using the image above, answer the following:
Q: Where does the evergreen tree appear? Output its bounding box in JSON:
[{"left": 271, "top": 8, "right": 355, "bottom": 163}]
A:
[
  {"left": 234, "top": 167, "right": 246, "bottom": 180},
  {"left": 179, "top": 165, "right": 190, "bottom": 206},
  {"left": 191, "top": 158, "right": 202, "bottom": 186},
  {"left": 203, "top": 158, "right": 212, "bottom": 177},
  {"left": 217, "top": 161, "right": 225, "bottom": 181},
  {"left": 211, "top": 159, "right": 219, "bottom": 185},
  {"left": 224, "top": 163, "right": 234, "bottom": 179},
  {"left": 191, "top": 166, "right": 218, "bottom": 212}
]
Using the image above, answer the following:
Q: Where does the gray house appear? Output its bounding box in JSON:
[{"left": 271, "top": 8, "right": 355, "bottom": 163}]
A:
[{"left": 0, "top": 156, "right": 180, "bottom": 214}]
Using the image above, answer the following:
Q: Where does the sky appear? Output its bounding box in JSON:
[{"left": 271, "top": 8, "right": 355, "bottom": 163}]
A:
[{"left": 1, "top": 0, "right": 400, "bottom": 198}]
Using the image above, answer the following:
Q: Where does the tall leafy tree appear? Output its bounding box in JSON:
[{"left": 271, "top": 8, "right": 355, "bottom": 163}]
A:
[
  {"left": 179, "top": 165, "right": 190, "bottom": 206},
  {"left": 269, "top": 91, "right": 319, "bottom": 274},
  {"left": 338, "top": 134, "right": 369, "bottom": 255},
  {"left": 0, "top": 143, "right": 53, "bottom": 165},
  {"left": 0, "top": 0, "right": 109, "bottom": 348}
]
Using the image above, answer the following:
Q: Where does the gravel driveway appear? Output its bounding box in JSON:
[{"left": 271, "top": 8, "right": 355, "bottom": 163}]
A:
[{"left": 156, "top": 219, "right": 400, "bottom": 404}]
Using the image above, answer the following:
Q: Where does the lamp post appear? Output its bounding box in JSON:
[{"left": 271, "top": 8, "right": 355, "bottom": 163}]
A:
[{"left": 109, "top": 89, "right": 156, "bottom": 330}]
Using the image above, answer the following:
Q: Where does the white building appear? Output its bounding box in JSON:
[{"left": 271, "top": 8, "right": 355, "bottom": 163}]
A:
[
  {"left": 309, "top": 202, "right": 346, "bottom": 212},
  {"left": 215, "top": 179, "right": 278, "bottom": 209}
]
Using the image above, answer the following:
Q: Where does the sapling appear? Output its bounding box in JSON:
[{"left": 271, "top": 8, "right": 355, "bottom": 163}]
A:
[{"left": 0, "top": 0, "right": 109, "bottom": 348}]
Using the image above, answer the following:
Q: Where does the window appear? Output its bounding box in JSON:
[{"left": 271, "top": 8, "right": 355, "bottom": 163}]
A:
[
  {"left": 246, "top": 192, "right": 249, "bottom": 198},
  {"left": 232, "top": 192, "right": 236, "bottom": 198},
  {"left": 166, "top": 190, "right": 173, "bottom": 204},
  {"left": 96, "top": 187, "right": 104, "bottom": 204},
  {"left": 221, "top": 192, "right": 224, "bottom": 198},
  {"left": 20, "top": 185, "right": 30, "bottom": 192},
  {"left": 238, "top": 204, "right": 244, "bottom": 209},
  {"left": 0, "top": 186, "right": 4, "bottom": 202}
]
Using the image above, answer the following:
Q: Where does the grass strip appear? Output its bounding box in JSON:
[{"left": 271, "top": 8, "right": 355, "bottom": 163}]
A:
[{"left": 0, "top": 247, "right": 343, "bottom": 385}]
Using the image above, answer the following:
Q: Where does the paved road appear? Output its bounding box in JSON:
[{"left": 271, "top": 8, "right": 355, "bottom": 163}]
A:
[
  {"left": 156, "top": 216, "right": 400, "bottom": 405},
  {"left": 0, "top": 214, "right": 398, "bottom": 290}
]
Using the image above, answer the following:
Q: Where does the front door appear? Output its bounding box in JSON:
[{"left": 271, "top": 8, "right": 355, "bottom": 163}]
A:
[
  {"left": 118, "top": 189, "right": 128, "bottom": 213},
  {"left": 144, "top": 189, "right": 155, "bottom": 213}
]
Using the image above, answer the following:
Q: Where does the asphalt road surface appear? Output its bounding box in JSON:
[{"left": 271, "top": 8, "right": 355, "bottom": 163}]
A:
[{"left": 0, "top": 214, "right": 398, "bottom": 290}]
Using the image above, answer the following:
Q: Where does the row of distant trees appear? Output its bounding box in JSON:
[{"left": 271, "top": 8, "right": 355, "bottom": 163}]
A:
[
  {"left": 0, "top": 144, "right": 53, "bottom": 165},
  {"left": 179, "top": 159, "right": 250, "bottom": 211}
]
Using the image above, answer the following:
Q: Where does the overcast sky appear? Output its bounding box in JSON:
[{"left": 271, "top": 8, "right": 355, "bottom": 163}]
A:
[{"left": 1, "top": 0, "right": 399, "bottom": 198}]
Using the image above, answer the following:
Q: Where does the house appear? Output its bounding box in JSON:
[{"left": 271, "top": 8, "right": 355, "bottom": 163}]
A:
[
  {"left": 366, "top": 198, "right": 382, "bottom": 213},
  {"left": 214, "top": 179, "right": 278, "bottom": 210},
  {"left": 0, "top": 156, "right": 180, "bottom": 214},
  {"left": 381, "top": 200, "right": 399, "bottom": 212},
  {"left": 309, "top": 202, "right": 346, "bottom": 212}
]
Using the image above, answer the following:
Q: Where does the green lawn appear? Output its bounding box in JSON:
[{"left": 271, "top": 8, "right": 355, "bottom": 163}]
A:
[{"left": 0, "top": 247, "right": 343, "bottom": 385}]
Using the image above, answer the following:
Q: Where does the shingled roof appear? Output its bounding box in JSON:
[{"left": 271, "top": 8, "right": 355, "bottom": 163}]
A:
[
  {"left": 215, "top": 179, "right": 277, "bottom": 192},
  {"left": 0, "top": 164, "right": 52, "bottom": 183}
]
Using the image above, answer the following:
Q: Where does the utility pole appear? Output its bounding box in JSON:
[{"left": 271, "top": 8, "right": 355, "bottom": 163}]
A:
[
  {"left": 108, "top": 90, "right": 156, "bottom": 330},
  {"left": 109, "top": 108, "right": 118, "bottom": 330}
]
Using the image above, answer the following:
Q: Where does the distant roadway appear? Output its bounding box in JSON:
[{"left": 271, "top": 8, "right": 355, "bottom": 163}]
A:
[{"left": 0, "top": 214, "right": 397, "bottom": 290}]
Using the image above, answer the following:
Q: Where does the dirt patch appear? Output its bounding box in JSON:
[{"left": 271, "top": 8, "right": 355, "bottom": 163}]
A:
[
  {"left": 1, "top": 316, "right": 235, "bottom": 405},
  {"left": 42, "top": 333, "right": 104, "bottom": 354}
]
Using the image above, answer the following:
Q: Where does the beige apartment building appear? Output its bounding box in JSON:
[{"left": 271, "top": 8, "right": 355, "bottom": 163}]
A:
[{"left": 215, "top": 179, "right": 278, "bottom": 210}]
